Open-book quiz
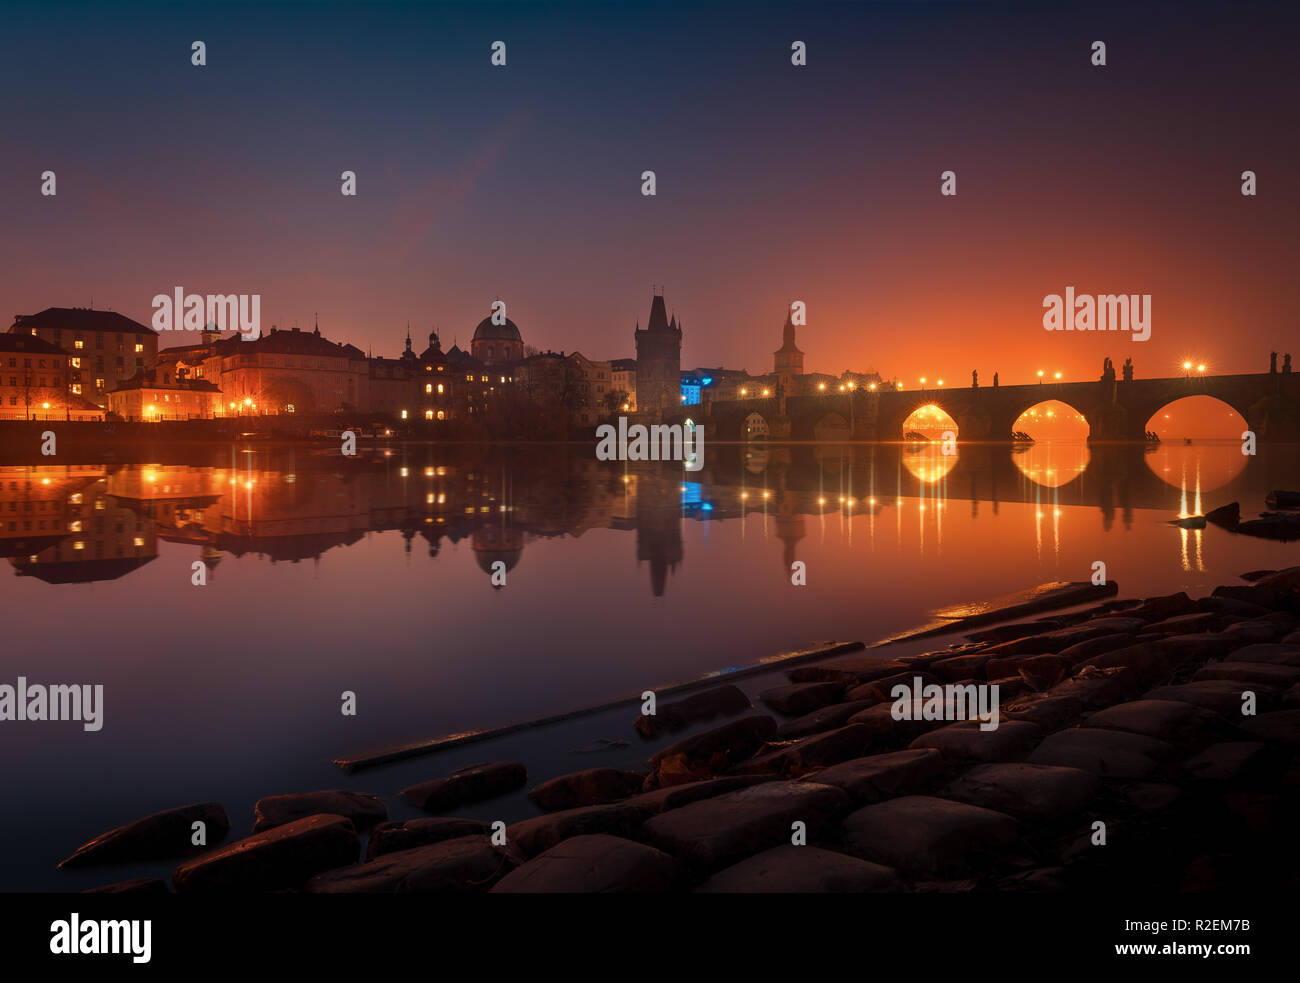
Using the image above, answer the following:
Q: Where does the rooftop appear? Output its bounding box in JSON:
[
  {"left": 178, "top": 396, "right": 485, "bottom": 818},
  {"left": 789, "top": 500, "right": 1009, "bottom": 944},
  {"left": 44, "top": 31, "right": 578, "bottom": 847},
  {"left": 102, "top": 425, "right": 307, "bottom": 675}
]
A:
[{"left": 12, "top": 307, "right": 156, "bottom": 337}]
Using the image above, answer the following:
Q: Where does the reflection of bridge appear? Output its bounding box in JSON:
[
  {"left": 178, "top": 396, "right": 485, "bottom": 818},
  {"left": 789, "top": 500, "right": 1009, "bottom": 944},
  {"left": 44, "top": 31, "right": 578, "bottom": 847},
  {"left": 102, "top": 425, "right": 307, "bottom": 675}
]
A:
[
  {"left": 704, "top": 371, "right": 1300, "bottom": 441},
  {"left": 698, "top": 442, "right": 1299, "bottom": 517}
]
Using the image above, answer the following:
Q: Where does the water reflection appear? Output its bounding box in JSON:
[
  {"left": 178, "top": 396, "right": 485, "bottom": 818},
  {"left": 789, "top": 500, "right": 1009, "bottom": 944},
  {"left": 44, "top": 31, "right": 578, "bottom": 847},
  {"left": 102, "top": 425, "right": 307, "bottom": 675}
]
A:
[
  {"left": 1011, "top": 441, "right": 1091, "bottom": 488},
  {"left": 0, "top": 439, "right": 1294, "bottom": 596}
]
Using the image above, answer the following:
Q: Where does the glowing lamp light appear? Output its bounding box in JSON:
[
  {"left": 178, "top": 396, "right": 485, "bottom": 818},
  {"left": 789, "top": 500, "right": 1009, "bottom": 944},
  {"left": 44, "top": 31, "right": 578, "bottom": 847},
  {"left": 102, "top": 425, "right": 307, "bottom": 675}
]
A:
[
  {"left": 1054, "top": 371, "right": 1062, "bottom": 379},
  {"left": 1197, "top": 364, "right": 1206, "bottom": 373}
]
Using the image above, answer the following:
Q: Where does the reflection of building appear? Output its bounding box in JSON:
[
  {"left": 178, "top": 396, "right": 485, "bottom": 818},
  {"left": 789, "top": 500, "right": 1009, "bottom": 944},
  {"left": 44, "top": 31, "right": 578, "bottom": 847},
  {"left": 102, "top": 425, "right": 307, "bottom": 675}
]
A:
[
  {"left": 472, "top": 525, "right": 523, "bottom": 589},
  {"left": 634, "top": 293, "right": 681, "bottom": 420},
  {"left": 10, "top": 307, "right": 158, "bottom": 405},
  {"left": 5, "top": 470, "right": 157, "bottom": 583},
  {"left": 635, "top": 469, "right": 684, "bottom": 597}
]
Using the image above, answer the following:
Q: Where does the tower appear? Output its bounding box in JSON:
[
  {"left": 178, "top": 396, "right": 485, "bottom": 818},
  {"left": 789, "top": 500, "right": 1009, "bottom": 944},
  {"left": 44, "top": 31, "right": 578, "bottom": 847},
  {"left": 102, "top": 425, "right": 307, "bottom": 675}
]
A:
[
  {"left": 633, "top": 291, "right": 681, "bottom": 420},
  {"left": 773, "top": 307, "right": 804, "bottom": 387}
]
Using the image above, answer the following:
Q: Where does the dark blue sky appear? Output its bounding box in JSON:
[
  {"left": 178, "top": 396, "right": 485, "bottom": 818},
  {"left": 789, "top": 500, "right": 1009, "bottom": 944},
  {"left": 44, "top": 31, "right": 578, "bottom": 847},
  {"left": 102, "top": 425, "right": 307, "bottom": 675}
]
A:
[{"left": 1, "top": 0, "right": 1296, "bottom": 381}]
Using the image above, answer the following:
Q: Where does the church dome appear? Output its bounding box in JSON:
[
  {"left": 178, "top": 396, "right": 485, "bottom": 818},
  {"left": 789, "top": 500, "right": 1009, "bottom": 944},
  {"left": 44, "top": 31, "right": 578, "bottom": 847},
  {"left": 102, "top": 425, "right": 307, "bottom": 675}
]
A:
[{"left": 472, "top": 316, "right": 522, "bottom": 343}]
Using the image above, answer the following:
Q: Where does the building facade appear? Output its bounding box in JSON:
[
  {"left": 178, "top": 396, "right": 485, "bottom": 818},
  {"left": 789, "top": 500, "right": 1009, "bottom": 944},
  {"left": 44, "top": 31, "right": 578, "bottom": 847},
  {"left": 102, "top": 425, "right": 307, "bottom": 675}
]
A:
[
  {"left": 10, "top": 307, "right": 158, "bottom": 405},
  {"left": 107, "top": 372, "right": 221, "bottom": 421}
]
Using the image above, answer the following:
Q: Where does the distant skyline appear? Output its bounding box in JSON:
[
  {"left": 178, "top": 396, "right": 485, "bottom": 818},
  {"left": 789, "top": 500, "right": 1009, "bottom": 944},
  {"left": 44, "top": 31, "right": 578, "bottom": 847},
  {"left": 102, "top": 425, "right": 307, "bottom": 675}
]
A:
[{"left": 2, "top": 0, "right": 1296, "bottom": 383}]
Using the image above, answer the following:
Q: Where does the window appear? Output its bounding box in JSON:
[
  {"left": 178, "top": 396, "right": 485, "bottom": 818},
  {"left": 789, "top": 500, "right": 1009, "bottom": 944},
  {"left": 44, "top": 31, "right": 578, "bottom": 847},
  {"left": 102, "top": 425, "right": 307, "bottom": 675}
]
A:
[
  {"left": 437, "top": 410, "right": 445, "bottom": 420},
  {"left": 71, "top": 384, "right": 81, "bottom": 395},
  {"left": 134, "top": 343, "right": 144, "bottom": 353},
  {"left": 95, "top": 378, "right": 105, "bottom": 391},
  {"left": 74, "top": 340, "right": 83, "bottom": 350},
  {"left": 71, "top": 358, "right": 80, "bottom": 368},
  {"left": 38, "top": 359, "right": 45, "bottom": 369},
  {"left": 425, "top": 409, "right": 434, "bottom": 419},
  {"left": 425, "top": 383, "right": 433, "bottom": 394},
  {"left": 437, "top": 383, "right": 444, "bottom": 394}
]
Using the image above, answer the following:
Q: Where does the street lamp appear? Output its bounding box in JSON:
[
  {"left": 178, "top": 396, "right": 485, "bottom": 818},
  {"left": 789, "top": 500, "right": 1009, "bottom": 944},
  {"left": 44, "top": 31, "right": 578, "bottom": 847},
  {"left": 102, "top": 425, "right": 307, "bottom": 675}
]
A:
[
  {"left": 1054, "top": 371, "right": 1062, "bottom": 380},
  {"left": 1037, "top": 370, "right": 1044, "bottom": 384},
  {"left": 1197, "top": 364, "right": 1206, "bottom": 374}
]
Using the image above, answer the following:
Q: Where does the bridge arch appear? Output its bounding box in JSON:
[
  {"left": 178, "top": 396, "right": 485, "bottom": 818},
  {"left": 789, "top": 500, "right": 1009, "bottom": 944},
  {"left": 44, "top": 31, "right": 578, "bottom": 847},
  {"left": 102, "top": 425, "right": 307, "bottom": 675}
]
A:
[
  {"left": 901, "top": 403, "right": 958, "bottom": 440},
  {"left": 1011, "top": 399, "right": 1091, "bottom": 440},
  {"left": 1143, "top": 394, "right": 1249, "bottom": 441},
  {"left": 813, "top": 412, "right": 851, "bottom": 441}
]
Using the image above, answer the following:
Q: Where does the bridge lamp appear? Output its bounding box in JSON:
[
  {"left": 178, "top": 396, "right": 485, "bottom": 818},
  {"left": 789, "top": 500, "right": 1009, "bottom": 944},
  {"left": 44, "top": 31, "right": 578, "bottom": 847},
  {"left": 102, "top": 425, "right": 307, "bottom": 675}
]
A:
[
  {"left": 1182, "top": 361, "right": 1192, "bottom": 378},
  {"left": 920, "top": 377, "right": 926, "bottom": 385},
  {"left": 848, "top": 382, "right": 856, "bottom": 390},
  {"left": 839, "top": 385, "right": 846, "bottom": 391},
  {"left": 937, "top": 379, "right": 943, "bottom": 387},
  {"left": 1054, "top": 371, "right": 1062, "bottom": 380},
  {"left": 1197, "top": 364, "right": 1206, "bottom": 373},
  {"left": 762, "top": 389, "right": 770, "bottom": 397},
  {"left": 818, "top": 382, "right": 826, "bottom": 391},
  {"left": 740, "top": 388, "right": 748, "bottom": 396},
  {"left": 869, "top": 383, "right": 877, "bottom": 391},
  {"left": 896, "top": 382, "right": 903, "bottom": 390},
  {"left": 1037, "top": 370, "right": 1044, "bottom": 382}
]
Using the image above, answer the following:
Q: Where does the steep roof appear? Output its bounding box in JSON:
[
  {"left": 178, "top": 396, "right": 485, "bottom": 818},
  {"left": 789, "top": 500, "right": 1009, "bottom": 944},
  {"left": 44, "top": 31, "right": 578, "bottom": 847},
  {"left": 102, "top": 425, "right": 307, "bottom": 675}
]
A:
[
  {"left": 775, "top": 310, "right": 803, "bottom": 355},
  {"left": 12, "top": 307, "right": 157, "bottom": 337}
]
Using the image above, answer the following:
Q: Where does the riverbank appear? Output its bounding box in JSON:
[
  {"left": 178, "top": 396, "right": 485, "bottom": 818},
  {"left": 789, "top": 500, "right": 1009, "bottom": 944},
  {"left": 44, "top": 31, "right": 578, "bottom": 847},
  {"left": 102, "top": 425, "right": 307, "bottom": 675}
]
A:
[{"left": 63, "top": 566, "right": 1300, "bottom": 893}]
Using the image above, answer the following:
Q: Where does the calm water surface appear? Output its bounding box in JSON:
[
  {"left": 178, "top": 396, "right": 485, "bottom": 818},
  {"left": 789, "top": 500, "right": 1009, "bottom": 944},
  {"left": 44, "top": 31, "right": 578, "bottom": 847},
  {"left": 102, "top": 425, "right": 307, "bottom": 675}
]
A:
[{"left": 2, "top": 439, "right": 1297, "bottom": 889}]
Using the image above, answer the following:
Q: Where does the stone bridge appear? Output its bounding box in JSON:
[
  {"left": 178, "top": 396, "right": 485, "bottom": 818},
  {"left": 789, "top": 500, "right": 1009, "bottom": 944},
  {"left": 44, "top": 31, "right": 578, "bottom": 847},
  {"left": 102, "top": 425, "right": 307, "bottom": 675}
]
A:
[{"left": 702, "top": 372, "right": 1300, "bottom": 442}]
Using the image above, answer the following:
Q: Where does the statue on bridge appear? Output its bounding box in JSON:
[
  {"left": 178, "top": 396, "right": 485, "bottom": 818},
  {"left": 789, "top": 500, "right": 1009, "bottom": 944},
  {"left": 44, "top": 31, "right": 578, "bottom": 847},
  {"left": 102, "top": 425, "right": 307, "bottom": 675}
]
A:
[
  {"left": 1271, "top": 351, "right": 1278, "bottom": 374},
  {"left": 1286, "top": 353, "right": 1293, "bottom": 375},
  {"left": 972, "top": 370, "right": 978, "bottom": 389},
  {"left": 1101, "top": 357, "right": 1116, "bottom": 383},
  {"left": 1123, "top": 357, "right": 1133, "bottom": 382},
  {"left": 993, "top": 372, "right": 998, "bottom": 388}
]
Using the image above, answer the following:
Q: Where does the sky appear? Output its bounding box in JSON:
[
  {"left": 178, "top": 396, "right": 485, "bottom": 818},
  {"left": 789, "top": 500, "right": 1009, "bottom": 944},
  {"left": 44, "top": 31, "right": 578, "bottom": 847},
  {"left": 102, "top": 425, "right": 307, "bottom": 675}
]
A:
[{"left": 1, "top": 0, "right": 1296, "bottom": 389}]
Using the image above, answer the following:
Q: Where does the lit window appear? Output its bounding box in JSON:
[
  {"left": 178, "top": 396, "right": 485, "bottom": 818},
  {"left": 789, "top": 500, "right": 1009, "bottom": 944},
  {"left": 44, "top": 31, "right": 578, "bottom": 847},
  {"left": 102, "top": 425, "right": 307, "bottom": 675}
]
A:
[
  {"left": 74, "top": 340, "right": 83, "bottom": 350},
  {"left": 436, "top": 410, "right": 445, "bottom": 420},
  {"left": 425, "top": 383, "right": 433, "bottom": 394},
  {"left": 400, "top": 409, "right": 408, "bottom": 419},
  {"left": 135, "top": 343, "right": 144, "bottom": 353},
  {"left": 425, "top": 409, "right": 434, "bottom": 419},
  {"left": 436, "top": 384, "right": 444, "bottom": 394},
  {"left": 71, "top": 357, "right": 80, "bottom": 368}
]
